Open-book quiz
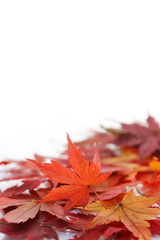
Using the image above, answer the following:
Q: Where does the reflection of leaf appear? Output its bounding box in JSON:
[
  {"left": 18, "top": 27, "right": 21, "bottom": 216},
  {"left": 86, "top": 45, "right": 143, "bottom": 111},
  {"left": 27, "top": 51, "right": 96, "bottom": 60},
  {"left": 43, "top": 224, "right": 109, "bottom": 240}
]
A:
[
  {"left": 84, "top": 190, "right": 160, "bottom": 240},
  {"left": 28, "top": 134, "right": 111, "bottom": 212}
]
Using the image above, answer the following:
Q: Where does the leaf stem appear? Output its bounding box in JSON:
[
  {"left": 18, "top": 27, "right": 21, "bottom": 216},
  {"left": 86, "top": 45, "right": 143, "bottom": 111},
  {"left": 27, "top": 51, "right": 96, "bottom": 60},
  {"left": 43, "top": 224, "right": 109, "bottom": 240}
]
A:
[{"left": 90, "top": 186, "right": 108, "bottom": 210}]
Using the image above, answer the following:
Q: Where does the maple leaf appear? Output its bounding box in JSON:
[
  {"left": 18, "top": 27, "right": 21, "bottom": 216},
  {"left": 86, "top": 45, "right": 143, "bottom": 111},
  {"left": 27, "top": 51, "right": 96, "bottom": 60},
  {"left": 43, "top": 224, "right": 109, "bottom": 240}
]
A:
[
  {"left": 27, "top": 134, "right": 111, "bottom": 212},
  {"left": 149, "top": 157, "right": 160, "bottom": 171},
  {"left": 0, "top": 197, "right": 30, "bottom": 209},
  {"left": 0, "top": 160, "right": 41, "bottom": 181},
  {"left": 149, "top": 219, "right": 160, "bottom": 235},
  {"left": 0, "top": 195, "right": 66, "bottom": 223},
  {"left": 101, "top": 147, "right": 139, "bottom": 169},
  {"left": 91, "top": 173, "right": 132, "bottom": 202},
  {"left": 2, "top": 117, "right": 160, "bottom": 240},
  {"left": 4, "top": 201, "right": 41, "bottom": 223},
  {"left": 0, "top": 212, "right": 69, "bottom": 240},
  {"left": 73, "top": 133, "right": 116, "bottom": 160},
  {"left": 107, "top": 116, "right": 160, "bottom": 159},
  {"left": 69, "top": 225, "right": 124, "bottom": 240},
  {"left": 137, "top": 173, "right": 160, "bottom": 197},
  {"left": 84, "top": 190, "right": 160, "bottom": 240}
]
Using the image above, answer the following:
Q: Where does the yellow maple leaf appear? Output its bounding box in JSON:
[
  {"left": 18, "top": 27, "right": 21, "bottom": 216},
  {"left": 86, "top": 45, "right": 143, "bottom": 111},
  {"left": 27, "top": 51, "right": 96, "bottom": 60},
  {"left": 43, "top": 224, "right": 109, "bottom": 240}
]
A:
[
  {"left": 149, "top": 157, "right": 160, "bottom": 171},
  {"left": 101, "top": 147, "right": 139, "bottom": 169},
  {"left": 84, "top": 190, "right": 160, "bottom": 240}
]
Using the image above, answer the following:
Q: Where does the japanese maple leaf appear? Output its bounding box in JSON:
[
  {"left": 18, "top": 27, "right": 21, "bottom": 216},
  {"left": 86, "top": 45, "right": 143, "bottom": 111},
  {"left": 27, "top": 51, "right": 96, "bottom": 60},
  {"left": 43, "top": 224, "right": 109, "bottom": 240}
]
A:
[
  {"left": 69, "top": 224, "right": 126, "bottom": 240},
  {"left": 27, "top": 134, "right": 111, "bottom": 212},
  {"left": 101, "top": 147, "right": 140, "bottom": 169},
  {"left": 0, "top": 196, "right": 65, "bottom": 223},
  {"left": 137, "top": 170, "right": 160, "bottom": 197},
  {"left": 0, "top": 212, "right": 67, "bottom": 240},
  {"left": 84, "top": 190, "right": 160, "bottom": 240},
  {"left": 150, "top": 219, "right": 160, "bottom": 236},
  {"left": 107, "top": 116, "right": 160, "bottom": 159},
  {"left": 149, "top": 157, "right": 160, "bottom": 171}
]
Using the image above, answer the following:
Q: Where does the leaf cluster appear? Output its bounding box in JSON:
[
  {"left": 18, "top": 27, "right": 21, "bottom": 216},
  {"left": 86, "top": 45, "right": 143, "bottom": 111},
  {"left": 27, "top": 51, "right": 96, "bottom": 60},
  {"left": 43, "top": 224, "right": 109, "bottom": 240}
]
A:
[{"left": 0, "top": 116, "right": 160, "bottom": 239}]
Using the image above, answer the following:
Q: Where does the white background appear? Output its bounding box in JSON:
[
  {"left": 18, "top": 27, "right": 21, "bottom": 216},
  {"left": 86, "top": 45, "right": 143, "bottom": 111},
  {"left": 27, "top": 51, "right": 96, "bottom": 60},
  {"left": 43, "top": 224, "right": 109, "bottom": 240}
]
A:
[
  {"left": 0, "top": 1, "right": 160, "bottom": 158},
  {"left": 0, "top": 1, "right": 160, "bottom": 239}
]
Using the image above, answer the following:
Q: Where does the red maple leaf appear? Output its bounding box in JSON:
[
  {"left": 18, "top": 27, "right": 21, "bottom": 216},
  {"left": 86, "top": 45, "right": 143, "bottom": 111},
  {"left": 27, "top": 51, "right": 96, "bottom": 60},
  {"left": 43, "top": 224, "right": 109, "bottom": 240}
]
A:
[
  {"left": 0, "top": 212, "right": 67, "bottom": 240},
  {"left": 28, "top": 134, "right": 111, "bottom": 212},
  {"left": 107, "top": 116, "right": 160, "bottom": 159}
]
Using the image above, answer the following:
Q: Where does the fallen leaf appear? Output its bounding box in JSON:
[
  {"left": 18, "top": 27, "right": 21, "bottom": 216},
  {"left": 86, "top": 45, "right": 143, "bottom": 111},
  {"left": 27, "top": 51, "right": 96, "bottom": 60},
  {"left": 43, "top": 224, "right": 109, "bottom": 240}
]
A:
[
  {"left": 0, "top": 197, "right": 30, "bottom": 209},
  {"left": 27, "top": 134, "right": 111, "bottom": 212},
  {"left": 4, "top": 202, "right": 40, "bottom": 223},
  {"left": 101, "top": 147, "right": 139, "bottom": 169},
  {"left": 149, "top": 157, "right": 160, "bottom": 171},
  {"left": 107, "top": 116, "right": 160, "bottom": 159},
  {"left": 150, "top": 219, "right": 160, "bottom": 235},
  {"left": 84, "top": 190, "right": 160, "bottom": 240},
  {"left": 0, "top": 212, "right": 63, "bottom": 240},
  {"left": 2, "top": 197, "right": 66, "bottom": 223}
]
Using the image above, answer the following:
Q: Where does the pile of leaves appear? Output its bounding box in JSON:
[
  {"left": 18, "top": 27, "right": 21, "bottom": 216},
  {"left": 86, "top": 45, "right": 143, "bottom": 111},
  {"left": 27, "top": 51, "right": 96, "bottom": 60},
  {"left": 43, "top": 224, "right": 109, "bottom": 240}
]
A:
[{"left": 1, "top": 116, "right": 160, "bottom": 240}]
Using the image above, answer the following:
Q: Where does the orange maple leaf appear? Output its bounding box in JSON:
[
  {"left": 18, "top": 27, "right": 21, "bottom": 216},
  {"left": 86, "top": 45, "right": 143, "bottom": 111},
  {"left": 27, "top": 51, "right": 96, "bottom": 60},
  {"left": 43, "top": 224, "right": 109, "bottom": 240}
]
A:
[
  {"left": 27, "top": 134, "right": 111, "bottom": 212},
  {"left": 84, "top": 190, "right": 160, "bottom": 240},
  {"left": 101, "top": 147, "right": 139, "bottom": 169},
  {"left": 149, "top": 157, "right": 160, "bottom": 171}
]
